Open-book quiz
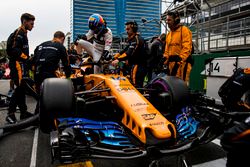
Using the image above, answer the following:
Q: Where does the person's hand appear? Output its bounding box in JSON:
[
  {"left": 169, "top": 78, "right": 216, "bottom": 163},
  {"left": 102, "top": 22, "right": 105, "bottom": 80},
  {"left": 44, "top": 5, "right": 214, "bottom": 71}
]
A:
[
  {"left": 163, "top": 59, "right": 168, "bottom": 65},
  {"left": 112, "top": 59, "right": 119, "bottom": 66},
  {"left": 113, "top": 53, "right": 120, "bottom": 59},
  {"left": 177, "top": 60, "right": 184, "bottom": 65},
  {"left": 157, "top": 57, "right": 166, "bottom": 65}
]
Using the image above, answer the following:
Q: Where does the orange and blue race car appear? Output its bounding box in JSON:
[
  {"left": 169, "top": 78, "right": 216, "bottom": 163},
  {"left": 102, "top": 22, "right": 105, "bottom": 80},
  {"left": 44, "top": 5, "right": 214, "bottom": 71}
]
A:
[
  {"left": 1, "top": 61, "right": 250, "bottom": 166},
  {"left": 37, "top": 63, "right": 250, "bottom": 166}
]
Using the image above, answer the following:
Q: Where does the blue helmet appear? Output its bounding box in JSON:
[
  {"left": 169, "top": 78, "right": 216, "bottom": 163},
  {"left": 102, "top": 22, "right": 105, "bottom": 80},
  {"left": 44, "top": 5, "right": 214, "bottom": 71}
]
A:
[{"left": 88, "top": 14, "right": 106, "bottom": 34}]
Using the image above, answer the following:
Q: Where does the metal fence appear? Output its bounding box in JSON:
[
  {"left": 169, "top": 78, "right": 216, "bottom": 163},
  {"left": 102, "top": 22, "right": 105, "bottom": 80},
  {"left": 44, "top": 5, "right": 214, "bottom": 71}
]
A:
[{"left": 194, "top": 16, "right": 250, "bottom": 52}]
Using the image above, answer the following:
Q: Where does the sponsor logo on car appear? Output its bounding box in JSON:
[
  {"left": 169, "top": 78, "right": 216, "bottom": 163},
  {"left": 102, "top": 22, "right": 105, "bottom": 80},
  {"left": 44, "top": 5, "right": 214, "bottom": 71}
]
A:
[
  {"left": 117, "top": 87, "right": 135, "bottom": 92},
  {"left": 149, "top": 122, "right": 164, "bottom": 126},
  {"left": 131, "top": 102, "right": 148, "bottom": 107},
  {"left": 141, "top": 113, "right": 156, "bottom": 120}
]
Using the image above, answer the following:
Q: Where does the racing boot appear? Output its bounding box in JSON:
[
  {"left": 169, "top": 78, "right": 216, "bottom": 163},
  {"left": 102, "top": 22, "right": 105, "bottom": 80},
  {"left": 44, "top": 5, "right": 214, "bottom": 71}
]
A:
[
  {"left": 20, "top": 111, "right": 34, "bottom": 120},
  {"left": 6, "top": 113, "right": 17, "bottom": 124}
]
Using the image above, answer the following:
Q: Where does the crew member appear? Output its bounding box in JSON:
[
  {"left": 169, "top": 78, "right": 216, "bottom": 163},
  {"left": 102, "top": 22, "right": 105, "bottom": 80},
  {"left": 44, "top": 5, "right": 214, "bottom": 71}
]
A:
[
  {"left": 147, "top": 33, "right": 166, "bottom": 81},
  {"left": 33, "top": 31, "right": 71, "bottom": 93},
  {"left": 6, "top": 13, "right": 35, "bottom": 124},
  {"left": 163, "top": 11, "right": 193, "bottom": 84},
  {"left": 112, "top": 21, "right": 147, "bottom": 88}
]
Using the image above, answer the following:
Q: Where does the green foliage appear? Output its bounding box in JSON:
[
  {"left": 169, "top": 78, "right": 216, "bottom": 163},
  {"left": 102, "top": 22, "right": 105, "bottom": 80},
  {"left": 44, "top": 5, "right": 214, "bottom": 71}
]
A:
[{"left": 0, "top": 49, "right": 7, "bottom": 59}]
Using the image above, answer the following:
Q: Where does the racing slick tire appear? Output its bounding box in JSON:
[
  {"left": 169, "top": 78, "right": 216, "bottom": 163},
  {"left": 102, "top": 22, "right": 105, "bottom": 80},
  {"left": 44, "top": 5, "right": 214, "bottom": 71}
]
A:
[
  {"left": 39, "top": 78, "right": 74, "bottom": 133},
  {"left": 148, "top": 75, "right": 189, "bottom": 114}
]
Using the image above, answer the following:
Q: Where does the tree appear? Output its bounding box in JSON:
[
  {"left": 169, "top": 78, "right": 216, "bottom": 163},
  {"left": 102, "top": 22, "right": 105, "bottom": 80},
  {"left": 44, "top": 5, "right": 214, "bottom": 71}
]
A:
[{"left": 0, "top": 49, "right": 7, "bottom": 59}]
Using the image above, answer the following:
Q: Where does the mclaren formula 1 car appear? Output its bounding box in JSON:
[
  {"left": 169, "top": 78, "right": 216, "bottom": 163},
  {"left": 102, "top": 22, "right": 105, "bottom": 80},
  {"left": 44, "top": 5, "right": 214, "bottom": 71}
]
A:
[
  {"left": 37, "top": 64, "right": 250, "bottom": 166},
  {"left": 1, "top": 61, "right": 249, "bottom": 166}
]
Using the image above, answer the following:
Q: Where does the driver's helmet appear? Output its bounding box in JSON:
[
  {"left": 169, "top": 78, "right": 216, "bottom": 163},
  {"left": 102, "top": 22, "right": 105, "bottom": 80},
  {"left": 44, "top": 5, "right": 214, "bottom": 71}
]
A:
[{"left": 88, "top": 14, "right": 106, "bottom": 34}]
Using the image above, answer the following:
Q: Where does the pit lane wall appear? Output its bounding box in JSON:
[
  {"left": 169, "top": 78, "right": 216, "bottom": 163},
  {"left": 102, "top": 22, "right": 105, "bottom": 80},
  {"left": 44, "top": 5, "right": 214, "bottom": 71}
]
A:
[{"left": 193, "top": 50, "right": 250, "bottom": 103}]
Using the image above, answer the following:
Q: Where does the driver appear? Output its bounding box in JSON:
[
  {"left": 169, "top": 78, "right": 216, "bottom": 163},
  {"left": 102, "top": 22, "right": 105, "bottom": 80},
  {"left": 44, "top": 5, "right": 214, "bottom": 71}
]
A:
[{"left": 75, "top": 13, "right": 113, "bottom": 74}]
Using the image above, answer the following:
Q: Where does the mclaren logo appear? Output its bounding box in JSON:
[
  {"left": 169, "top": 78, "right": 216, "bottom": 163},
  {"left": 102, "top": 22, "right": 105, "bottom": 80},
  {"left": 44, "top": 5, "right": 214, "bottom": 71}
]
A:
[
  {"left": 110, "top": 76, "right": 126, "bottom": 81},
  {"left": 141, "top": 113, "right": 156, "bottom": 120}
]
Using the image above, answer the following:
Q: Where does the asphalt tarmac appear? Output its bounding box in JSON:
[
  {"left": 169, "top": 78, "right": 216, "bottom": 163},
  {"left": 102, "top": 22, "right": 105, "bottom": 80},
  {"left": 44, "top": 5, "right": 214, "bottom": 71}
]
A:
[{"left": 0, "top": 79, "right": 227, "bottom": 167}]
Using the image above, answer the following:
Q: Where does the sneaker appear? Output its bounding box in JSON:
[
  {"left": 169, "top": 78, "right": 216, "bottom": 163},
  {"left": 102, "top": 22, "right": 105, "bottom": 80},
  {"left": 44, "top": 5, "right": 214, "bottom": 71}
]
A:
[
  {"left": 6, "top": 114, "right": 17, "bottom": 124},
  {"left": 20, "top": 111, "right": 34, "bottom": 120},
  {"left": 7, "top": 89, "right": 14, "bottom": 97}
]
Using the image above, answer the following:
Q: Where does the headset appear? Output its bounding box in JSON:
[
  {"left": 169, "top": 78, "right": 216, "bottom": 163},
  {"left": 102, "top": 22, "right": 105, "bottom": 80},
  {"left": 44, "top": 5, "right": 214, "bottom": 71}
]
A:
[
  {"left": 167, "top": 10, "right": 180, "bottom": 25},
  {"left": 125, "top": 20, "right": 138, "bottom": 33}
]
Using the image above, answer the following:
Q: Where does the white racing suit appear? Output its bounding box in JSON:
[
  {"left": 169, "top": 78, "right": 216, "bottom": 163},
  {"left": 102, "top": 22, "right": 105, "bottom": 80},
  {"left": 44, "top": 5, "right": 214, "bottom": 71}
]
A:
[{"left": 76, "top": 28, "right": 112, "bottom": 73}]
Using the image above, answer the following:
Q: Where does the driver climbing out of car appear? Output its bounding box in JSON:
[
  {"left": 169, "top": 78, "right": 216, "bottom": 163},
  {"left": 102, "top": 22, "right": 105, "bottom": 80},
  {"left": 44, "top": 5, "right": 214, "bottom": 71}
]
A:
[
  {"left": 32, "top": 31, "right": 71, "bottom": 94},
  {"left": 111, "top": 21, "right": 147, "bottom": 88},
  {"left": 162, "top": 11, "right": 193, "bottom": 84},
  {"left": 74, "top": 13, "right": 113, "bottom": 74}
]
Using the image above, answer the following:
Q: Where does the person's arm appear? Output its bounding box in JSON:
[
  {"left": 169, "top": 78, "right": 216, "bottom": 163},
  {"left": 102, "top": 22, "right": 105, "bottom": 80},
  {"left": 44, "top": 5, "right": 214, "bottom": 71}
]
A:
[
  {"left": 11, "top": 31, "right": 28, "bottom": 61},
  {"left": 102, "top": 29, "right": 113, "bottom": 60},
  {"left": 30, "top": 46, "right": 39, "bottom": 71},
  {"left": 104, "top": 29, "right": 112, "bottom": 51},
  {"left": 60, "top": 46, "right": 71, "bottom": 78},
  {"left": 179, "top": 26, "right": 192, "bottom": 62},
  {"left": 115, "top": 35, "right": 141, "bottom": 61},
  {"left": 85, "top": 30, "right": 94, "bottom": 41},
  {"left": 163, "top": 33, "right": 170, "bottom": 60},
  {"left": 113, "top": 44, "right": 129, "bottom": 61}
]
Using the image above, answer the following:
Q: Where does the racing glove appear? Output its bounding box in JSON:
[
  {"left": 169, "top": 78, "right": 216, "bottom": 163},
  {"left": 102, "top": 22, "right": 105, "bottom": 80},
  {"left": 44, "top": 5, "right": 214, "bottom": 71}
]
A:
[
  {"left": 20, "top": 53, "right": 28, "bottom": 60},
  {"left": 156, "top": 57, "right": 167, "bottom": 73},
  {"left": 113, "top": 53, "right": 120, "bottom": 60},
  {"left": 18, "top": 53, "right": 29, "bottom": 62},
  {"left": 74, "top": 34, "right": 87, "bottom": 45},
  {"left": 102, "top": 50, "right": 112, "bottom": 61}
]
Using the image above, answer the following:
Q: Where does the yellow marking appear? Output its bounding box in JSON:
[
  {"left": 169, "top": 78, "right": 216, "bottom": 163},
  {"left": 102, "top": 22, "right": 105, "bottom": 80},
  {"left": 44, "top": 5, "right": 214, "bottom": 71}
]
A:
[{"left": 58, "top": 161, "right": 93, "bottom": 167}]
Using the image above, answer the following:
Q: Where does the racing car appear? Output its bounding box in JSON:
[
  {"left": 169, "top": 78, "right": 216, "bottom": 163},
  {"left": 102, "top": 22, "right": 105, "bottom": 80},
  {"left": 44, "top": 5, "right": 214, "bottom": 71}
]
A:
[{"left": 37, "top": 62, "right": 250, "bottom": 166}]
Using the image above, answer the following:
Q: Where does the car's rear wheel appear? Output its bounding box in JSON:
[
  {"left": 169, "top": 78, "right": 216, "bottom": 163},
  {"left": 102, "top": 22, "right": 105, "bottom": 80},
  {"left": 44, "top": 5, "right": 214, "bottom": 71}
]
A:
[{"left": 39, "top": 78, "right": 74, "bottom": 133}]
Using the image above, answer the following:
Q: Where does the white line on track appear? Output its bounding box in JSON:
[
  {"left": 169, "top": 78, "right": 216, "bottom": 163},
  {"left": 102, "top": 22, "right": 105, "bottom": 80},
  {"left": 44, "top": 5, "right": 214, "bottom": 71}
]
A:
[
  {"left": 193, "top": 139, "right": 226, "bottom": 167},
  {"left": 212, "top": 138, "right": 222, "bottom": 147},
  {"left": 30, "top": 128, "right": 39, "bottom": 167},
  {"left": 193, "top": 158, "right": 227, "bottom": 167}
]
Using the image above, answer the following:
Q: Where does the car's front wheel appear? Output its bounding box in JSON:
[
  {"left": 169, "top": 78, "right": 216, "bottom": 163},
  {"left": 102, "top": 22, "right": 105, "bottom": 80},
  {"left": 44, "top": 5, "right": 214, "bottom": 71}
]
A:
[{"left": 39, "top": 78, "right": 74, "bottom": 133}]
